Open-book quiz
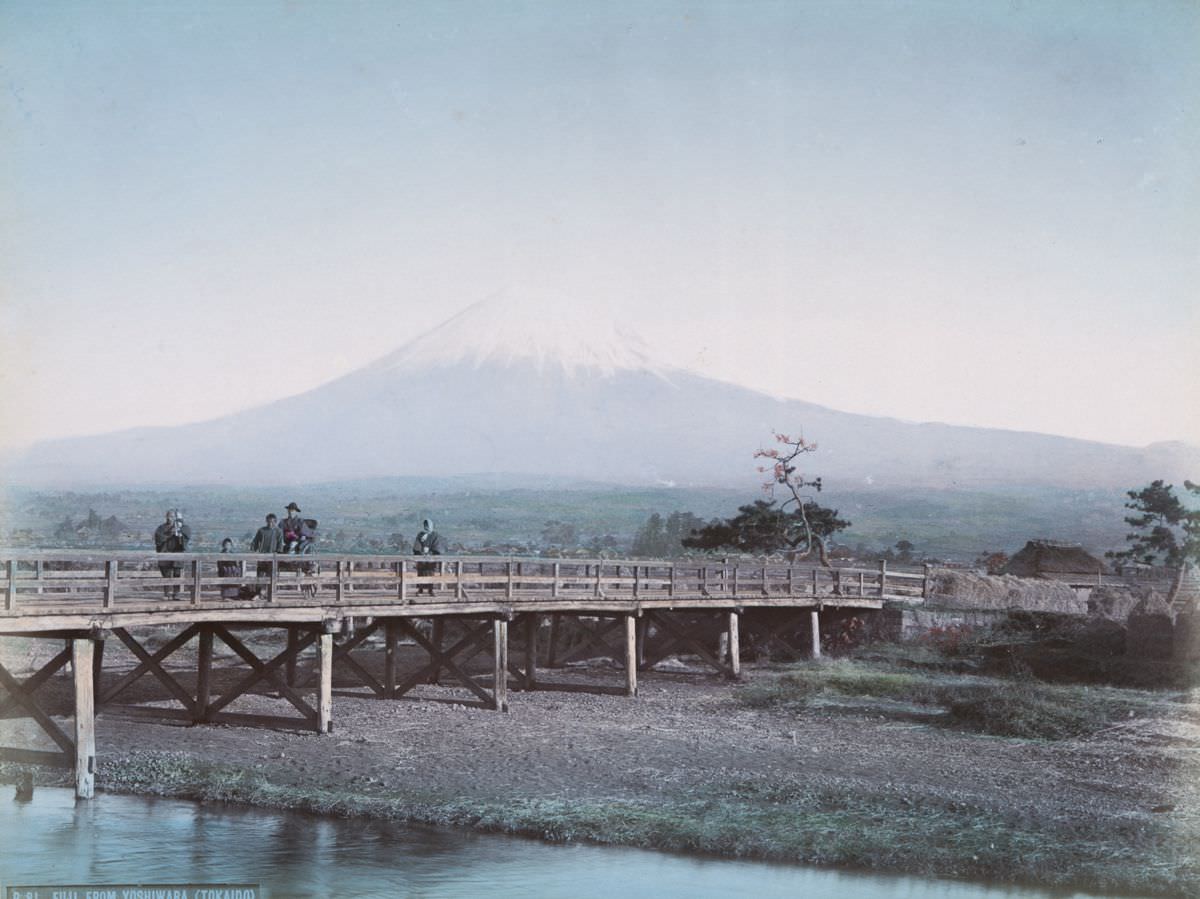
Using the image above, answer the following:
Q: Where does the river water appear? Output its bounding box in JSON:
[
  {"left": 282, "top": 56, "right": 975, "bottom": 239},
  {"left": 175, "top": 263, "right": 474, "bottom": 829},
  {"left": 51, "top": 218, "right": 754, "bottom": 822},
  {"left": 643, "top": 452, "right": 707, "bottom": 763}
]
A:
[{"left": 0, "top": 788, "right": 1113, "bottom": 898}]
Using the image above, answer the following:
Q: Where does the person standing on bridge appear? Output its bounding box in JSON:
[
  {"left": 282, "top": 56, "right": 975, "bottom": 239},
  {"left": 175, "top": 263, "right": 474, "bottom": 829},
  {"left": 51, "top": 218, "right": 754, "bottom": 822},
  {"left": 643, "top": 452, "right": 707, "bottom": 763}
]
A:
[
  {"left": 153, "top": 509, "right": 190, "bottom": 599},
  {"left": 413, "top": 518, "right": 444, "bottom": 596},
  {"left": 281, "top": 502, "right": 315, "bottom": 552},
  {"left": 251, "top": 513, "right": 285, "bottom": 598}
]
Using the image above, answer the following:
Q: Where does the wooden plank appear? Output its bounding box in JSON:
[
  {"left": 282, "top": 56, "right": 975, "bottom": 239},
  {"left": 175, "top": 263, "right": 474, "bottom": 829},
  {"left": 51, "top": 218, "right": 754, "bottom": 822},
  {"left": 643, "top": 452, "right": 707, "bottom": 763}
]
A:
[
  {"left": 72, "top": 638, "right": 96, "bottom": 799},
  {"left": 624, "top": 614, "right": 637, "bottom": 697},
  {"left": 492, "top": 618, "right": 508, "bottom": 712},
  {"left": 318, "top": 632, "right": 333, "bottom": 733}
]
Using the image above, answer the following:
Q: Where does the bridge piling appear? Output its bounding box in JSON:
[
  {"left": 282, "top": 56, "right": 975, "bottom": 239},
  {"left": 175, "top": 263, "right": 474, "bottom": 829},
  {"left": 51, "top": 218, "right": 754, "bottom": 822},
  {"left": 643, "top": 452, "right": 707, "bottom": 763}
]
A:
[
  {"left": 492, "top": 618, "right": 508, "bottom": 712},
  {"left": 71, "top": 637, "right": 95, "bottom": 799},
  {"left": 318, "top": 631, "right": 333, "bottom": 733},
  {"left": 624, "top": 614, "right": 637, "bottom": 697}
]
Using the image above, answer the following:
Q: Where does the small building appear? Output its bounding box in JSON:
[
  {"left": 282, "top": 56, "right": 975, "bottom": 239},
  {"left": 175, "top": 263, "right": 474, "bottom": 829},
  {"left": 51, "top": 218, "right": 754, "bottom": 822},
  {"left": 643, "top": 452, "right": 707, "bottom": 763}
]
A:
[{"left": 1000, "top": 540, "right": 1106, "bottom": 581}]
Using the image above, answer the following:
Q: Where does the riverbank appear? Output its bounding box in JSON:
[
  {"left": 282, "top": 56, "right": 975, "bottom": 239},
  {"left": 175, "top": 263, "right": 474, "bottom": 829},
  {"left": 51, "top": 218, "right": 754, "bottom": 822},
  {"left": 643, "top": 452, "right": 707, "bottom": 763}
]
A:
[{"left": 2, "top": 655, "right": 1197, "bottom": 896}]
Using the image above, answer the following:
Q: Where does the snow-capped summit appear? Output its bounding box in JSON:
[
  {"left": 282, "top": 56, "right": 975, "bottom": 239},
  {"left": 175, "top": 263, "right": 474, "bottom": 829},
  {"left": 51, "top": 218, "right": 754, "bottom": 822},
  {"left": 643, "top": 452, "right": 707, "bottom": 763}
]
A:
[{"left": 373, "top": 291, "right": 670, "bottom": 377}]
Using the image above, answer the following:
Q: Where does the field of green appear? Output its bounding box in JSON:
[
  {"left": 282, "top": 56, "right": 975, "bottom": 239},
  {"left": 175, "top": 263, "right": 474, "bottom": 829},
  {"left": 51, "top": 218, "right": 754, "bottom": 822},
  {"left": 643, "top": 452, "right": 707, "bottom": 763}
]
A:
[{"left": 0, "top": 478, "right": 1131, "bottom": 562}]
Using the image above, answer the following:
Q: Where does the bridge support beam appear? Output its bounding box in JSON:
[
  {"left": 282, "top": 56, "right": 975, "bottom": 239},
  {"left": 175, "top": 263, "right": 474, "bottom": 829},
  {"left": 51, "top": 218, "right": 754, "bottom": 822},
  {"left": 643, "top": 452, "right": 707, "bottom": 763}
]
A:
[
  {"left": 318, "top": 631, "right": 333, "bottom": 733},
  {"left": 727, "top": 611, "right": 741, "bottom": 678},
  {"left": 72, "top": 637, "right": 96, "bottom": 799},
  {"left": 811, "top": 610, "right": 821, "bottom": 659},
  {"left": 523, "top": 614, "right": 539, "bottom": 690},
  {"left": 492, "top": 618, "right": 508, "bottom": 712},
  {"left": 624, "top": 614, "right": 638, "bottom": 697}
]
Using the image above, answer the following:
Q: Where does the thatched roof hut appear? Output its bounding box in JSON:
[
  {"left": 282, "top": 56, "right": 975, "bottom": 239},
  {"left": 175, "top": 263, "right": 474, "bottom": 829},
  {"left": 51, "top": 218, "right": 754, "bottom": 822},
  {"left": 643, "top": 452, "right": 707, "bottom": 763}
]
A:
[{"left": 1001, "top": 540, "right": 1105, "bottom": 579}]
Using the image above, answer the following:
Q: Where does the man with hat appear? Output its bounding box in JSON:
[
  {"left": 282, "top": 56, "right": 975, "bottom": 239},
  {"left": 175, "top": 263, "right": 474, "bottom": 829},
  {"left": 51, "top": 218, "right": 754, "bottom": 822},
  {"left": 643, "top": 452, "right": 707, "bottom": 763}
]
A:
[{"left": 280, "top": 502, "right": 313, "bottom": 552}]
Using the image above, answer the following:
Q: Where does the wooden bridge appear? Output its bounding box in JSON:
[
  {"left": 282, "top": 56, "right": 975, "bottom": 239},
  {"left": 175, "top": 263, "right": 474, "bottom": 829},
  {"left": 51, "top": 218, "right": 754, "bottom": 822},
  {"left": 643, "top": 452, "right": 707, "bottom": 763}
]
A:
[{"left": 0, "top": 550, "right": 928, "bottom": 798}]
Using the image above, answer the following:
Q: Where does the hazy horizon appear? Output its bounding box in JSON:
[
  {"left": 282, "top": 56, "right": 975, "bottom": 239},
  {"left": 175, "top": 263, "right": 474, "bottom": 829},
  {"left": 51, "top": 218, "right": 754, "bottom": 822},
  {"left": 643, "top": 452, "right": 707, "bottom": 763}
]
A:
[{"left": 2, "top": 2, "right": 1196, "bottom": 453}]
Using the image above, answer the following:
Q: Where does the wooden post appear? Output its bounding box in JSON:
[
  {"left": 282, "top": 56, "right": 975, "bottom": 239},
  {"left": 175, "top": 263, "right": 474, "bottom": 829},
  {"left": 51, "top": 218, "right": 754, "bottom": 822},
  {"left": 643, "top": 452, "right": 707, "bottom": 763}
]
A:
[
  {"left": 624, "top": 614, "right": 638, "bottom": 697},
  {"left": 761, "top": 565, "right": 768, "bottom": 595},
  {"left": 506, "top": 561, "right": 514, "bottom": 600},
  {"left": 523, "top": 614, "right": 538, "bottom": 690},
  {"left": 336, "top": 560, "right": 344, "bottom": 603},
  {"left": 35, "top": 559, "right": 44, "bottom": 596},
  {"left": 456, "top": 560, "right": 464, "bottom": 599},
  {"left": 810, "top": 609, "right": 821, "bottom": 659},
  {"left": 633, "top": 565, "right": 640, "bottom": 598},
  {"left": 384, "top": 620, "right": 398, "bottom": 699},
  {"left": 594, "top": 561, "right": 602, "bottom": 597},
  {"left": 269, "top": 558, "right": 278, "bottom": 602},
  {"left": 428, "top": 619, "right": 444, "bottom": 684},
  {"left": 922, "top": 563, "right": 931, "bottom": 600},
  {"left": 731, "top": 563, "right": 738, "bottom": 597},
  {"left": 811, "top": 567, "right": 818, "bottom": 597},
  {"left": 105, "top": 560, "right": 117, "bottom": 608},
  {"left": 858, "top": 571, "right": 866, "bottom": 596},
  {"left": 700, "top": 564, "right": 708, "bottom": 595},
  {"left": 398, "top": 559, "right": 407, "bottom": 601},
  {"left": 72, "top": 638, "right": 96, "bottom": 799},
  {"left": 196, "top": 625, "right": 213, "bottom": 723},
  {"left": 493, "top": 618, "right": 509, "bottom": 712},
  {"left": 192, "top": 559, "right": 202, "bottom": 604},
  {"left": 551, "top": 562, "right": 560, "bottom": 598},
  {"left": 879, "top": 560, "right": 888, "bottom": 597},
  {"left": 547, "top": 614, "right": 561, "bottom": 668},
  {"left": 636, "top": 617, "right": 647, "bottom": 668},
  {"left": 668, "top": 563, "right": 676, "bottom": 597},
  {"left": 318, "top": 632, "right": 334, "bottom": 733},
  {"left": 285, "top": 626, "right": 299, "bottom": 686},
  {"left": 787, "top": 565, "right": 794, "bottom": 596},
  {"left": 5, "top": 559, "right": 14, "bottom": 611},
  {"left": 727, "top": 611, "right": 741, "bottom": 678}
]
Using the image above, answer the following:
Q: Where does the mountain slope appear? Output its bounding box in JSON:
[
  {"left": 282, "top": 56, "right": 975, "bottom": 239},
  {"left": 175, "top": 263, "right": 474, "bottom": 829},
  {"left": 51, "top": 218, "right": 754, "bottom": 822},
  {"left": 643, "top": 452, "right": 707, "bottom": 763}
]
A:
[{"left": 6, "top": 296, "right": 1198, "bottom": 488}]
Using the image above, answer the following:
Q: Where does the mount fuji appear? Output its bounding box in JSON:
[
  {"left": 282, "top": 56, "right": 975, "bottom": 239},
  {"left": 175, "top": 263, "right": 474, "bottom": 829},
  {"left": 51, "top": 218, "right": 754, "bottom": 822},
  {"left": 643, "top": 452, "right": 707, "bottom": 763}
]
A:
[{"left": 6, "top": 296, "right": 1198, "bottom": 489}]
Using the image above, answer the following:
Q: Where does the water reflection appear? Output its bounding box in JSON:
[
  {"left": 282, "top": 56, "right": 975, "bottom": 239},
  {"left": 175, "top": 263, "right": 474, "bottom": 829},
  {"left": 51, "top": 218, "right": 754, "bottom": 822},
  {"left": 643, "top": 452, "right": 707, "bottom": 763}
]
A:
[{"left": 1, "top": 789, "right": 1109, "bottom": 899}]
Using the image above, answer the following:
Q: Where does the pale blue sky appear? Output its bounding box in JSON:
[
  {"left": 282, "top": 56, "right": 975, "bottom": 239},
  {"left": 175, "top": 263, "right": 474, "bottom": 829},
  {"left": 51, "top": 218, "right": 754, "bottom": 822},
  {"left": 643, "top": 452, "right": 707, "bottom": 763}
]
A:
[{"left": 2, "top": 1, "right": 1196, "bottom": 449}]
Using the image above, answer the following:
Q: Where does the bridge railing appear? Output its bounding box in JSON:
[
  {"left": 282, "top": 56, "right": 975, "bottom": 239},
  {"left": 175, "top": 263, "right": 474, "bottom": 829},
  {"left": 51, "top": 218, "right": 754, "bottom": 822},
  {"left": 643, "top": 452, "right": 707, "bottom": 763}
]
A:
[{"left": 0, "top": 550, "right": 927, "bottom": 614}]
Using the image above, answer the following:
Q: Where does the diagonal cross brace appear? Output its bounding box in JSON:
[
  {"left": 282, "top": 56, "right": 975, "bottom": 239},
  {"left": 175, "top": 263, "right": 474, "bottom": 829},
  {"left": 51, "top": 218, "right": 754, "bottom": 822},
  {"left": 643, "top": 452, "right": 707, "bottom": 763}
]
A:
[
  {"left": 393, "top": 619, "right": 496, "bottom": 706},
  {"left": 0, "top": 655, "right": 75, "bottom": 755},
  {"left": 643, "top": 610, "right": 736, "bottom": 679},
  {"left": 100, "top": 625, "right": 200, "bottom": 706},
  {"left": 0, "top": 645, "right": 72, "bottom": 718},
  {"left": 205, "top": 625, "right": 318, "bottom": 722},
  {"left": 111, "top": 627, "right": 199, "bottom": 715},
  {"left": 552, "top": 616, "right": 624, "bottom": 665}
]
